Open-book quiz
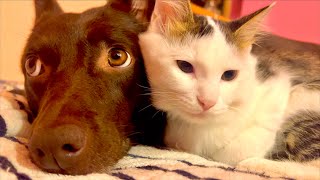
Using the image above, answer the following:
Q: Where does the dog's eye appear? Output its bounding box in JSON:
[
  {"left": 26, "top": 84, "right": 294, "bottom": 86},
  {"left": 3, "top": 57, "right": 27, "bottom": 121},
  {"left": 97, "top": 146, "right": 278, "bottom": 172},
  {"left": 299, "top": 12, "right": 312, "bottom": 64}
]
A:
[
  {"left": 107, "top": 48, "right": 131, "bottom": 67},
  {"left": 25, "top": 55, "right": 43, "bottom": 77}
]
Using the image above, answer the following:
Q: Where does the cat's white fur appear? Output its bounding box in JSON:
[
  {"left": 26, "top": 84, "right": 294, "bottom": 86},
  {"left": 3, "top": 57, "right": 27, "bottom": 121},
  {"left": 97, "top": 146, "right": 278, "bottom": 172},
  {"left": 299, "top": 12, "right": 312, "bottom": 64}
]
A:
[{"left": 139, "top": 1, "right": 320, "bottom": 166}]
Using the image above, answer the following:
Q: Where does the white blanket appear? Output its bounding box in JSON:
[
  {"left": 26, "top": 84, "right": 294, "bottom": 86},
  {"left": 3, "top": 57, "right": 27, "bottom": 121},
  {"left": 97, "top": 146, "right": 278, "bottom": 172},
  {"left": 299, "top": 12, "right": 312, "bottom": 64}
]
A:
[{"left": 0, "top": 80, "right": 319, "bottom": 180}]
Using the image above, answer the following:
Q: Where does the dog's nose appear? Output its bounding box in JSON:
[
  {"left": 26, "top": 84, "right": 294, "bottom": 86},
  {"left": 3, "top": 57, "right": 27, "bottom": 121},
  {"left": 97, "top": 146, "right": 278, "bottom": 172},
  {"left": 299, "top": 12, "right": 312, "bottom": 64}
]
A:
[{"left": 29, "top": 125, "right": 87, "bottom": 171}]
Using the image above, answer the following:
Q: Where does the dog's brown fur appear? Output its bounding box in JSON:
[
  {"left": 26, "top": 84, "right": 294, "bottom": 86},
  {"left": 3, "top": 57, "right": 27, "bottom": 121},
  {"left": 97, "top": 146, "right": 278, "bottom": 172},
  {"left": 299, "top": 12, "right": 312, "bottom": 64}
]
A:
[{"left": 21, "top": 0, "right": 153, "bottom": 175}]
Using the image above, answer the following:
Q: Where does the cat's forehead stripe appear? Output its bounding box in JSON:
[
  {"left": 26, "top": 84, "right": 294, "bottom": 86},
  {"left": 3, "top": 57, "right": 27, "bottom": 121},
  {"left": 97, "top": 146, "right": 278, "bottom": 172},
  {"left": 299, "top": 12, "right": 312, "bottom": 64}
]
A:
[
  {"left": 192, "top": 15, "right": 214, "bottom": 37},
  {"left": 166, "top": 15, "right": 214, "bottom": 41}
]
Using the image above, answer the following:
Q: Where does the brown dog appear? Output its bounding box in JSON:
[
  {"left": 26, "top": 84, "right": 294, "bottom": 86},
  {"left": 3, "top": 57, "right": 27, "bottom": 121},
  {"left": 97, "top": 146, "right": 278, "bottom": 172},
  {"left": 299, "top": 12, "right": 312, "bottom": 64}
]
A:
[{"left": 21, "top": 0, "right": 154, "bottom": 175}]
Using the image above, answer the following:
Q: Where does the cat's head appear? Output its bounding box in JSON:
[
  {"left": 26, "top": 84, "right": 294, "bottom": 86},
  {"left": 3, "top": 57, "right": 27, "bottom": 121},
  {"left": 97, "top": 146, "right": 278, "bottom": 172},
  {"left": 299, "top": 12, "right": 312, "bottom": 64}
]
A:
[{"left": 139, "top": 0, "right": 274, "bottom": 123}]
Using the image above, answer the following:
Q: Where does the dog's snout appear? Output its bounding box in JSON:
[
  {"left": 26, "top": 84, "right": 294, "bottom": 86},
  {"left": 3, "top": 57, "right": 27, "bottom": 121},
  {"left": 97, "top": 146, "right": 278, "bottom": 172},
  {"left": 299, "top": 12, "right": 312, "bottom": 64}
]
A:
[{"left": 29, "top": 125, "right": 87, "bottom": 172}]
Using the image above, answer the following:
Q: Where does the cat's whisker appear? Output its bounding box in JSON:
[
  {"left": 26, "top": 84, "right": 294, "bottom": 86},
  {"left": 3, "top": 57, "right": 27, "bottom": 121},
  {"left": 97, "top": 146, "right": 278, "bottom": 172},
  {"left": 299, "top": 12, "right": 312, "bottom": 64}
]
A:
[
  {"left": 152, "top": 92, "right": 181, "bottom": 96},
  {"left": 152, "top": 92, "right": 182, "bottom": 99},
  {"left": 136, "top": 83, "right": 150, "bottom": 89},
  {"left": 139, "top": 93, "right": 153, "bottom": 96},
  {"left": 152, "top": 110, "right": 161, "bottom": 119},
  {"left": 126, "top": 131, "right": 143, "bottom": 137},
  {"left": 152, "top": 89, "right": 182, "bottom": 94},
  {"left": 227, "top": 106, "right": 241, "bottom": 112},
  {"left": 139, "top": 104, "right": 153, "bottom": 112},
  {"left": 155, "top": 97, "right": 184, "bottom": 106},
  {"left": 227, "top": 106, "right": 247, "bottom": 117},
  {"left": 156, "top": 96, "right": 182, "bottom": 102}
]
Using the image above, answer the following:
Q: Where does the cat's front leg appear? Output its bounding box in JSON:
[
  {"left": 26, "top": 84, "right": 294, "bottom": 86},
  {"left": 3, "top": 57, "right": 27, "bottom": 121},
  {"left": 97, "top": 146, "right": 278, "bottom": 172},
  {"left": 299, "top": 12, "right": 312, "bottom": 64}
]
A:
[{"left": 236, "top": 157, "right": 320, "bottom": 179}]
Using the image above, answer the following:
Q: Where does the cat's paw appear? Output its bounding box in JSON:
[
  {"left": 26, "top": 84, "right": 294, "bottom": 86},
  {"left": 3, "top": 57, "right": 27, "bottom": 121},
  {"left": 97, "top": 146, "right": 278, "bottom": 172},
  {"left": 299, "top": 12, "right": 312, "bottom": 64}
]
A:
[
  {"left": 237, "top": 157, "right": 284, "bottom": 178},
  {"left": 237, "top": 157, "right": 320, "bottom": 179}
]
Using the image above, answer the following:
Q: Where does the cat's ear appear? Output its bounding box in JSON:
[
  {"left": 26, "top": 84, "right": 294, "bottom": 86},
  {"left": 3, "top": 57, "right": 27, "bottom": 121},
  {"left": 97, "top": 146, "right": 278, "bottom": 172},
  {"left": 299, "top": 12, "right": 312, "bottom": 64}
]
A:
[
  {"left": 229, "top": 3, "right": 275, "bottom": 50},
  {"left": 108, "top": 0, "right": 155, "bottom": 23},
  {"left": 149, "top": 0, "right": 194, "bottom": 34},
  {"left": 34, "top": 0, "right": 63, "bottom": 22}
]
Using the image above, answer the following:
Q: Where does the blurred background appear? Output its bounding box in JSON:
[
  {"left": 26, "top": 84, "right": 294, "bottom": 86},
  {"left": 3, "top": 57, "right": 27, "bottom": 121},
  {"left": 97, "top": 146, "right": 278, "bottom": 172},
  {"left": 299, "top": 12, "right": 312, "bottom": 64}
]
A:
[
  {"left": 0, "top": 0, "right": 106, "bottom": 82},
  {"left": 192, "top": 0, "right": 320, "bottom": 44},
  {"left": 1, "top": 0, "right": 320, "bottom": 82}
]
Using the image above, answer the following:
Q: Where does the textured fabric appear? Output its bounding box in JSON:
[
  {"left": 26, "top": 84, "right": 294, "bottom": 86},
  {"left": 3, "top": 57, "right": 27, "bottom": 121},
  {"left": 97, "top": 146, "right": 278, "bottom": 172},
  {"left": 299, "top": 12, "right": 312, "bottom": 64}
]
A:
[{"left": 0, "top": 80, "right": 318, "bottom": 180}]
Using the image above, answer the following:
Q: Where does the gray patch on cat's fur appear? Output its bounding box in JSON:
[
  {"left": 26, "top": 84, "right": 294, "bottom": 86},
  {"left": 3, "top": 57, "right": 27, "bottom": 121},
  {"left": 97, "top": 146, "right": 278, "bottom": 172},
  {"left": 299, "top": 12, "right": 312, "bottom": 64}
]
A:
[
  {"left": 252, "top": 34, "right": 320, "bottom": 88},
  {"left": 192, "top": 15, "right": 214, "bottom": 37},
  {"left": 290, "top": 80, "right": 303, "bottom": 87},
  {"left": 268, "top": 110, "right": 320, "bottom": 162},
  {"left": 255, "top": 57, "right": 276, "bottom": 81}
]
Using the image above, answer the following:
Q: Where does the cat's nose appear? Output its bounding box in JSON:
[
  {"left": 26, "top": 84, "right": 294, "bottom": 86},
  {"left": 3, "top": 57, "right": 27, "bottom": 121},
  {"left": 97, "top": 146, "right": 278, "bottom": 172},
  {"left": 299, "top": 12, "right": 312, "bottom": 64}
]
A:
[{"left": 197, "top": 96, "right": 216, "bottom": 111}]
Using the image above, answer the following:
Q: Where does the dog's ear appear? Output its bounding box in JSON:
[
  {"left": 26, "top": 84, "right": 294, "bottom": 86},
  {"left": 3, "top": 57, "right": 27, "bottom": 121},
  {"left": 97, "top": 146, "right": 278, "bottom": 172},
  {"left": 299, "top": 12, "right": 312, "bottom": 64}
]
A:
[
  {"left": 130, "top": 0, "right": 155, "bottom": 23},
  {"left": 34, "top": 0, "right": 63, "bottom": 22},
  {"left": 107, "top": 0, "right": 155, "bottom": 23}
]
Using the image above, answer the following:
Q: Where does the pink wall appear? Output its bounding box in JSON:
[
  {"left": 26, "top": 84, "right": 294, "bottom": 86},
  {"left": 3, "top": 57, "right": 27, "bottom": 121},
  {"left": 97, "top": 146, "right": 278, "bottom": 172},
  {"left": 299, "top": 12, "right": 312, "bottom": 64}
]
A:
[{"left": 239, "top": 0, "right": 320, "bottom": 44}]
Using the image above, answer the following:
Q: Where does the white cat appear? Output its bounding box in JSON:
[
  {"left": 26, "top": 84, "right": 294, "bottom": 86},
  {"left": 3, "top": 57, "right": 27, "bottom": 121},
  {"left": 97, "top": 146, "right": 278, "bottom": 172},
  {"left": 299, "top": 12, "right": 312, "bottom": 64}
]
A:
[{"left": 139, "top": 0, "right": 320, "bottom": 170}]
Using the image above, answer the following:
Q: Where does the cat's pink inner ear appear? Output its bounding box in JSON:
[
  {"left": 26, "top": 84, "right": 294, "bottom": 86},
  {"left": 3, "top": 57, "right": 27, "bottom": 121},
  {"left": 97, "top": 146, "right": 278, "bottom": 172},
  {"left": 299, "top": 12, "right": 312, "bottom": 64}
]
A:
[
  {"left": 155, "top": 1, "right": 176, "bottom": 25},
  {"left": 150, "top": 0, "right": 193, "bottom": 33},
  {"left": 150, "top": 0, "right": 169, "bottom": 29}
]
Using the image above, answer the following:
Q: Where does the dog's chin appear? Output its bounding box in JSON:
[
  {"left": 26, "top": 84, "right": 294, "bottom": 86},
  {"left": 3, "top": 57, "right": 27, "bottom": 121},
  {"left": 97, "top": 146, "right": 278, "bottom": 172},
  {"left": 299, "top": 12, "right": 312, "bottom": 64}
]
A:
[
  {"left": 46, "top": 167, "right": 103, "bottom": 175},
  {"left": 33, "top": 158, "right": 112, "bottom": 175},
  {"left": 60, "top": 165, "right": 110, "bottom": 175}
]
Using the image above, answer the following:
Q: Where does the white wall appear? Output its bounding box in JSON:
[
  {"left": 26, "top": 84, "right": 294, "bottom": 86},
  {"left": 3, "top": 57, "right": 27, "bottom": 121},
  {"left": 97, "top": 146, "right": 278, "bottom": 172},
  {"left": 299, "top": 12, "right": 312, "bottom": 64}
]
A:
[{"left": 0, "top": 0, "right": 106, "bottom": 82}]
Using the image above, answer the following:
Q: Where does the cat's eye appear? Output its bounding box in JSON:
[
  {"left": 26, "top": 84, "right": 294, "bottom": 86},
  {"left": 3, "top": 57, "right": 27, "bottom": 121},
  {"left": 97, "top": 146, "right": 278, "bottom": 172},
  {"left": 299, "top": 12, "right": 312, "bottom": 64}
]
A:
[
  {"left": 221, "top": 70, "right": 238, "bottom": 81},
  {"left": 107, "top": 48, "right": 131, "bottom": 67},
  {"left": 176, "top": 60, "right": 194, "bottom": 73},
  {"left": 25, "top": 55, "right": 43, "bottom": 77}
]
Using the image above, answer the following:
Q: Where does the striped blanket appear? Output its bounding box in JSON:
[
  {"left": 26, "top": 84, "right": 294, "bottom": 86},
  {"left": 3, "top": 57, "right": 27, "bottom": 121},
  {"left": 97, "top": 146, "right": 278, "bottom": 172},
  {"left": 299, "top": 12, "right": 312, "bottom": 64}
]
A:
[{"left": 0, "top": 80, "right": 319, "bottom": 180}]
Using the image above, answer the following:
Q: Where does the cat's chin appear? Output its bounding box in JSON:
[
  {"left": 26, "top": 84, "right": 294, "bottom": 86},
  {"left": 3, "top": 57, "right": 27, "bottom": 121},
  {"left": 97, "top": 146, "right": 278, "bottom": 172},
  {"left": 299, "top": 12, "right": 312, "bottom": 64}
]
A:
[
  {"left": 175, "top": 111, "right": 212, "bottom": 124},
  {"left": 173, "top": 108, "right": 229, "bottom": 124}
]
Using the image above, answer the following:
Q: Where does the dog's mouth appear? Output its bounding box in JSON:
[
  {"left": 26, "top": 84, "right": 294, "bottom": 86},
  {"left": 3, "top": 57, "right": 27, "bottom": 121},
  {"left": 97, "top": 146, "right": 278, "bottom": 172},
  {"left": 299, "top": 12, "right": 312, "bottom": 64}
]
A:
[
  {"left": 29, "top": 142, "right": 95, "bottom": 175},
  {"left": 44, "top": 158, "right": 66, "bottom": 174},
  {"left": 29, "top": 152, "right": 63, "bottom": 174},
  {"left": 32, "top": 159, "right": 79, "bottom": 175}
]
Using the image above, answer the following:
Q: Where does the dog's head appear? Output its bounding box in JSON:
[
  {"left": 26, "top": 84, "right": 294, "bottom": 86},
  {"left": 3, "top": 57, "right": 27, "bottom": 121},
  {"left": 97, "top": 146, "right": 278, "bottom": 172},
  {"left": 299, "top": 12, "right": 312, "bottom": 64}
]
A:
[{"left": 21, "top": 0, "right": 153, "bottom": 175}]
